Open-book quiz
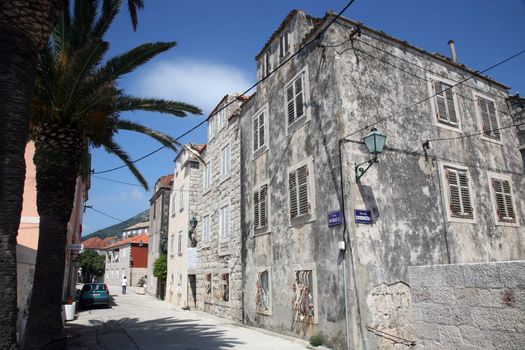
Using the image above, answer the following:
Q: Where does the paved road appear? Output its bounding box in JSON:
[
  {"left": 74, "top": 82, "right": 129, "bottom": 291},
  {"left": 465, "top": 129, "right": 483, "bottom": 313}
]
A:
[{"left": 66, "top": 287, "right": 311, "bottom": 350}]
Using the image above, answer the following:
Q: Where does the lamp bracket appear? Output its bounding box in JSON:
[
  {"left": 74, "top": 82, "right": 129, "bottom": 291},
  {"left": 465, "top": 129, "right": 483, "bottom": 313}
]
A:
[{"left": 354, "top": 155, "right": 378, "bottom": 183}]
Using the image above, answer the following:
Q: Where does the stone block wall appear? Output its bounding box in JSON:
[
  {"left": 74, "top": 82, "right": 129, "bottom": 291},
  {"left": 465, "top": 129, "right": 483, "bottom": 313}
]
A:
[{"left": 409, "top": 261, "right": 525, "bottom": 350}]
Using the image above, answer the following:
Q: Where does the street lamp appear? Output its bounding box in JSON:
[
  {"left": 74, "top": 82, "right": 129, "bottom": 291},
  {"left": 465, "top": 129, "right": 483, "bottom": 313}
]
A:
[
  {"left": 354, "top": 128, "right": 387, "bottom": 183},
  {"left": 188, "top": 216, "right": 198, "bottom": 247}
]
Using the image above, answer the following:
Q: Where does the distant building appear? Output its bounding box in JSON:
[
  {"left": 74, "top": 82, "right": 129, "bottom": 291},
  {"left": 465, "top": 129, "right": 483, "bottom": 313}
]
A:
[
  {"left": 147, "top": 174, "right": 173, "bottom": 299},
  {"left": 122, "top": 221, "right": 149, "bottom": 239},
  {"left": 166, "top": 144, "right": 205, "bottom": 309},
  {"left": 104, "top": 234, "right": 148, "bottom": 288},
  {"left": 81, "top": 236, "right": 116, "bottom": 255}
]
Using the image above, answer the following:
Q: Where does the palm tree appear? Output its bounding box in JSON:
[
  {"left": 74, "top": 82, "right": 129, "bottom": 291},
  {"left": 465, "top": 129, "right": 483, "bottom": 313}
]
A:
[
  {"left": 21, "top": 1, "right": 201, "bottom": 348},
  {"left": 0, "top": 1, "right": 144, "bottom": 348}
]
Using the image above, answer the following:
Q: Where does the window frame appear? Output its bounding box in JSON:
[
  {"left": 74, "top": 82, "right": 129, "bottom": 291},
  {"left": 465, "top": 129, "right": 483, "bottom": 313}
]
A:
[
  {"left": 219, "top": 203, "right": 230, "bottom": 241},
  {"left": 177, "top": 231, "right": 183, "bottom": 255},
  {"left": 262, "top": 50, "right": 271, "bottom": 78},
  {"left": 203, "top": 160, "right": 212, "bottom": 192},
  {"left": 427, "top": 74, "right": 462, "bottom": 133},
  {"left": 170, "top": 191, "right": 176, "bottom": 216},
  {"left": 487, "top": 172, "right": 519, "bottom": 227},
  {"left": 292, "top": 263, "right": 318, "bottom": 324},
  {"left": 279, "top": 31, "right": 289, "bottom": 63},
  {"left": 473, "top": 91, "right": 503, "bottom": 144},
  {"left": 179, "top": 186, "right": 184, "bottom": 212},
  {"left": 252, "top": 104, "right": 269, "bottom": 158},
  {"left": 287, "top": 158, "right": 316, "bottom": 226},
  {"left": 285, "top": 67, "right": 310, "bottom": 134},
  {"left": 255, "top": 266, "right": 272, "bottom": 316},
  {"left": 253, "top": 180, "right": 271, "bottom": 235},
  {"left": 220, "top": 143, "right": 231, "bottom": 179},
  {"left": 169, "top": 234, "right": 175, "bottom": 257},
  {"left": 202, "top": 214, "right": 210, "bottom": 246},
  {"left": 439, "top": 162, "right": 476, "bottom": 223}
]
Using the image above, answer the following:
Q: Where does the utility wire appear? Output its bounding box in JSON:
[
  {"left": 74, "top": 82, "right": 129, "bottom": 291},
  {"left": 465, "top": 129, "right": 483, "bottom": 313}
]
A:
[
  {"left": 426, "top": 121, "right": 525, "bottom": 143},
  {"left": 341, "top": 48, "right": 525, "bottom": 140},
  {"left": 93, "top": 0, "right": 358, "bottom": 175},
  {"left": 92, "top": 175, "right": 143, "bottom": 187},
  {"left": 86, "top": 206, "right": 124, "bottom": 222}
]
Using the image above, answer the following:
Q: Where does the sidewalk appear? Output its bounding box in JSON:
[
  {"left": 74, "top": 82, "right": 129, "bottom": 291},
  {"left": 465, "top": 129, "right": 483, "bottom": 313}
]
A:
[{"left": 66, "top": 287, "right": 315, "bottom": 349}]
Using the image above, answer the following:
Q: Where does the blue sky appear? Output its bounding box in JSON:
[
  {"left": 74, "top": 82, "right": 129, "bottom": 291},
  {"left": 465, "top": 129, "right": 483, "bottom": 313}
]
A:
[{"left": 83, "top": 0, "right": 525, "bottom": 235}]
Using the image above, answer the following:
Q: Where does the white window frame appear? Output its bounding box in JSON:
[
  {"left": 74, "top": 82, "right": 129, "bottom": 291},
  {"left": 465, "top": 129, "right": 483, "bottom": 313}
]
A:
[
  {"left": 255, "top": 266, "right": 272, "bottom": 315},
  {"left": 202, "top": 215, "right": 210, "bottom": 245},
  {"left": 170, "top": 235, "right": 175, "bottom": 257},
  {"left": 285, "top": 67, "right": 310, "bottom": 134},
  {"left": 203, "top": 160, "right": 212, "bottom": 192},
  {"left": 208, "top": 115, "right": 216, "bottom": 140},
  {"left": 487, "top": 172, "right": 519, "bottom": 227},
  {"left": 262, "top": 50, "right": 271, "bottom": 78},
  {"left": 253, "top": 180, "right": 271, "bottom": 234},
  {"left": 221, "top": 143, "right": 231, "bottom": 178},
  {"left": 439, "top": 162, "right": 475, "bottom": 223},
  {"left": 427, "top": 74, "right": 462, "bottom": 133},
  {"left": 217, "top": 108, "right": 226, "bottom": 130},
  {"left": 219, "top": 203, "right": 230, "bottom": 241},
  {"left": 287, "top": 158, "right": 316, "bottom": 225},
  {"left": 252, "top": 104, "right": 269, "bottom": 157},
  {"left": 279, "top": 31, "right": 289, "bottom": 63},
  {"left": 473, "top": 91, "right": 502, "bottom": 144},
  {"left": 170, "top": 191, "right": 176, "bottom": 216},
  {"left": 178, "top": 231, "right": 183, "bottom": 255},
  {"left": 179, "top": 186, "right": 184, "bottom": 211}
]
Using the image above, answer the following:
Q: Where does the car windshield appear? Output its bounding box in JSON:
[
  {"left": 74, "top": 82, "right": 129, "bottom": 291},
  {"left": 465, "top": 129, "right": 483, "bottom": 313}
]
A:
[{"left": 82, "top": 284, "right": 106, "bottom": 292}]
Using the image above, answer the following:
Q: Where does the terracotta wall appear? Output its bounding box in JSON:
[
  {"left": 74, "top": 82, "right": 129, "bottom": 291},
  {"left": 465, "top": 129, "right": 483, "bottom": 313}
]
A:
[{"left": 131, "top": 245, "right": 148, "bottom": 268}]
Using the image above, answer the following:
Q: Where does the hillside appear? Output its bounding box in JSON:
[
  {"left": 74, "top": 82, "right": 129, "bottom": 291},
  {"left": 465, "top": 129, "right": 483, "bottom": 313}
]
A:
[{"left": 82, "top": 209, "right": 149, "bottom": 241}]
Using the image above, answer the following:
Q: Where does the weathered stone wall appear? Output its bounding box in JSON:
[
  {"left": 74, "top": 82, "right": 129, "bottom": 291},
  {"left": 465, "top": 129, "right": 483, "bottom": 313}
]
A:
[
  {"left": 195, "top": 96, "right": 244, "bottom": 321},
  {"left": 409, "top": 261, "right": 525, "bottom": 350}
]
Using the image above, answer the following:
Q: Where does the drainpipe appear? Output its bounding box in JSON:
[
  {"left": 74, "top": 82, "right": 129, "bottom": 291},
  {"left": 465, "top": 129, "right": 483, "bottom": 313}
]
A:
[{"left": 338, "top": 139, "right": 367, "bottom": 350}]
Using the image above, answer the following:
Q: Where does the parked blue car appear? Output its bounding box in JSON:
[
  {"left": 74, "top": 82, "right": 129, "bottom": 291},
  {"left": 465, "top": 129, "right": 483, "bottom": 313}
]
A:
[{"left": 79, "top": 283, "right": 110, "bottom": 308}]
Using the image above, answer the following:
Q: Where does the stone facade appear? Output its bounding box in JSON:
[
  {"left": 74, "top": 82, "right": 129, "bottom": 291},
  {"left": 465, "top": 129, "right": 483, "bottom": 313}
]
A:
[
  {"left": 147, "top": 174, "right": 173, "bottom": 299},
  {"left": 166, "top": 145, "right": 203, "bottom": 308},
  {"left": 409, "top": 261, "right": 525, "bottom": 350},
  {"left": 239, "top": 10, "right": 525, "bottom": 350},
  {"left": 195, "top": 95, "right": 245, "bottom": 321},
  {"left": 508, "top": 94, "right": 525, "bottom": 171}
]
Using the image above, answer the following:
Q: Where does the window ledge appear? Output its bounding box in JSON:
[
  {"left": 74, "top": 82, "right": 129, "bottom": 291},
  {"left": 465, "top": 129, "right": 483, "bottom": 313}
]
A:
[
  {"left": 435, "top": 121, "right": 462, "bottom": 133},
  {"left": 289, "top": 214, "right": 316, "bottom": 227},
  {"left": 254, "top": 230, "right": 271, "bottom": 238},
  {"left": 253, "top": 146, "right": 268, "bottom": 161},
  {"left": 220, "top": 174, "right": 231, "bottom": 184},
  {"left": 480, "top": 135, "right": 503, "bottom": 145},
  {"left": 287, "top": 117, "right": 309, "bottom": 136},
  {"left": 494, "top": 220, "right": 519, "bottom": 228},
  {"left": 447, "top": 216, "right": 476, "bottom": 224}
]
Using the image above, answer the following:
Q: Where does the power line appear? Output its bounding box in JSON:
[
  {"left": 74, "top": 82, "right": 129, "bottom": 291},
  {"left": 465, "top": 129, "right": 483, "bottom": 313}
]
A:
[
  {"left": 86, "top": 206, "right": 124, "bottom": 222},
  {"left": 341, "top": 48, "right": 525, "bottom": 140},
  {"left": 92, "top": 175, "right": 143, "bottom": 187},
  {"left": 426, "top": 121, "right": 525, "bottom": 143},
  {"left": 93, "top": 0, "right": 358, "bottom": 175}
]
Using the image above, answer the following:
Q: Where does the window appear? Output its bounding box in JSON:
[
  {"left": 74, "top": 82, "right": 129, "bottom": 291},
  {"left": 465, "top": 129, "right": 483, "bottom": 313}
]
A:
[
  {"left": 202, "top": 215, "right": 210, "bottom": 244},
  {"left": 253, "top": 110, "right": 266, "bottom": 152},
  {"left": 178, "top": 231, "right": 183, "bottom": 255},
  {"left": 203, "top": 161, "right": 212, "bottom": 190},
  {"left": 218, "top": 108, "right": 225, "bottom": 128},
  {"left": 152, "top": 200, "right": 157, "bottom": 218},
  {"left": 431, "top": 79, "right": 459, "bottom": 127},
  {"left": 253, "top": 184, "right": 268, "bottom": 230},
  {"left": 208, "top": 115, "right": 216, "bottom": 139},
  {"left": 221, "top": 144, "right": 231, "bottom": 177},
  {"left": 490, "top": 176, "right": 517, "bottom": 224},
  {"left": 171, "top": 192, "right": 176, "bottom": 216},
  {"left": 220, "top": 273, "right": 229, "bottom": 302},
  {"left": 170, "top": 235, "right": 175, "bottom": 256},
  {"left": 285, "top": 72, "right": 305, "bottom": 126},
  {"left": 262, "top": 50, "right": 271, "bottom": 77},
  {"left": 292, "top": 270, "right": 315, "bottom": 323},
  {"left": 289, "top": 164, "right": 310, "bottom": 219},
  {"left": 445, "top": 166, "right": 473, "bottom": 219},
  {"left": 219, "top": 204, "right": 230, "bottom": 239},
  {"left": 476, "top": 96, "right": 500, "bottom": 141},
  {"left": 205, "top": 273, "right": 212, "bottom": 301},
  {"left": 279, "top": 31, "right": 289, "bottom": 62},
  {"left": 256, "top": 270, "right": 271, "bottom": 314},
  {"left": 179, "top": 186, "right": 184, "bottom": 211}
]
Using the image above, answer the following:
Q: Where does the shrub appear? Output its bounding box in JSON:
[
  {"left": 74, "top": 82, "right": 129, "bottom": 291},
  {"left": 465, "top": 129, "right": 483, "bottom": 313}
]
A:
[
  {"left": 153, "top": 255, "right": 167, "bottom": 281},
  {"left": 309, "top": 334, "right": 323, "bottom": 347}
]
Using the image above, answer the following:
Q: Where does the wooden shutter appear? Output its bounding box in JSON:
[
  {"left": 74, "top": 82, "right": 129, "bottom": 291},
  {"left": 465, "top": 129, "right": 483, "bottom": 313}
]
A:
[
  {"left": 434, "top": 81, "right": 457, "bottom": 125},
  {"left": 258, "top": 112, "right": 265, "bottom": 149},
  {"left": 289, "top": 171, "right": 298, "bottom": 218},
  {"left": 260, "top": 185, "right": 268, "bottom": 227},
  {"left": 447, "top": 168, "right": 473, "bottom": 219},
  {"left": 434, "top": 81, "right": 448, "bottom": 122},
  {"left": 295, "top": 75, "right": 304, "bottom": 119},
  {"left": 298, "top": 165, "right": 309, "bottom": 215},
  {"left": 253, "top": 191, "right": 260, "bottom": 228},
  {"left": 253, "top": 115, "right": 259, "bottom": 151},
  {"left": 493, "top": 179, "right": 516, "bottom": 222},
  {"left": 479, "top": 98, "right": 500, "bottom": 140},
  {"left": 458, "top": 171, "right": 473, "bottom": 217},
  {"left": 287, "top": 84, "right": 295, "bottom": 125}
]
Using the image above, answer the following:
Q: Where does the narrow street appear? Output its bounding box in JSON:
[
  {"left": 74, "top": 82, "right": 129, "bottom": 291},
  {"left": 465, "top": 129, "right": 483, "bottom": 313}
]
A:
[{"left": 66, "top": 287, "right": 311, "bottom": 350}]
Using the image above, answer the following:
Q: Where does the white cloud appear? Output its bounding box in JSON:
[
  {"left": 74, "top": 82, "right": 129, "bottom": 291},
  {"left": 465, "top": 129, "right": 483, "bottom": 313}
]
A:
[{"left": 129, "top": 59, "right": 253, "bottom": 113}]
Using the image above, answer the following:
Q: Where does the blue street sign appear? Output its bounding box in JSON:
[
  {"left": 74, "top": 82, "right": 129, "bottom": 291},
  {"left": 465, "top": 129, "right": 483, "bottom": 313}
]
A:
[
  {"left": 354, "top": 210, "right": 372, "bottom": 224},
  {"left": 328, "top": 211, "right": 343, "bottom": 227}
]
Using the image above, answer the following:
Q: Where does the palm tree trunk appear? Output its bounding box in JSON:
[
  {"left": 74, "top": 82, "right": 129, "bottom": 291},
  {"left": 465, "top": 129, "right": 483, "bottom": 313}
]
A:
[
  {"left": 0, "top": 2, "right": 59, "bottom": 348},
  {"left": 22, "top": 141, "right": 81, "bottom": 350}
]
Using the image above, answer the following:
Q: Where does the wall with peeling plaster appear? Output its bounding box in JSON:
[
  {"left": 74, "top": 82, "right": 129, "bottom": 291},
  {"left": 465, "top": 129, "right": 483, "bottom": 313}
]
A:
[{"left": 240, "top": 10, "right": 525, "bottom": 350}]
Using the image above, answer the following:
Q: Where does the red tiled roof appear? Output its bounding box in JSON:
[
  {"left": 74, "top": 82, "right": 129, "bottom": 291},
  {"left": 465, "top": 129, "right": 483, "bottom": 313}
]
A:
[
  {"left": 189, "top": 144, "right": 206, "bottom": 152},
  {"left": 208, "top": 94, "right": 250, "bottom": 118},
  {"left": 82, "top": 236, "right": 116, "bottom": 249},
  {"left": 123, "top": 221, "right": 149, "bottom": 231},
  {"left": 157, "top": 174, "right": 173, "bottom": 187},
  {"left": 105, "top": 234, "right": 148, "bottom": 250}
]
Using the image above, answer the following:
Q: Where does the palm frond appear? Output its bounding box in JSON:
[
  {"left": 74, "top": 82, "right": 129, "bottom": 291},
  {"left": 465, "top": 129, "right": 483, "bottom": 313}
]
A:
[
  {"left": 71, "top": 0, "right": 99, "bottom": 49},
  {"left": 101, "top": 139, "right": 149, "bottom": 190},
  {"left": 93, "top": 0, "right": 120, "bottom": 38},
  {"left": 114, "top": 95, "right": 202, "bottom": 116},
  {"left": 52, "top": 0, "right": 72, "bottom": 56},
  {"left": 127, "top": 0, "right": 144, "bottom": 31},
  {"left": 116, "top": 119, "right": 181, "bottom": 151}
]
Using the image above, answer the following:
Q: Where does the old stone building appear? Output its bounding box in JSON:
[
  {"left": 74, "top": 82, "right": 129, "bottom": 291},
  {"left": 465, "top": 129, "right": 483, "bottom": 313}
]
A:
[
  {"left": 146, "top": 174, "right": 173, "bottom": 299},
  {"left": 194, "top": 95, "right": 247, "bottom": 321},
  {"left": 166, "top": 144, "right": 204, "bottom": 308},
  {"left": 508, "top": 94, "right": 525, "bottom": 170},
  {"left": 239, "top": 10, "right": 525, "bottom": 350}
]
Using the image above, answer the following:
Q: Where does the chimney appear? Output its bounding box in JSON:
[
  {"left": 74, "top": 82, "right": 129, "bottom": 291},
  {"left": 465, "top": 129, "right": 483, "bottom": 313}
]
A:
[{"left": 448, "top": 40, "right": 457, "bottom": 63}]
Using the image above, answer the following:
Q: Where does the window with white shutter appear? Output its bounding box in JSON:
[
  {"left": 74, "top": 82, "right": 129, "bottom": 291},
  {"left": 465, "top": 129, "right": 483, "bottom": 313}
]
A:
[
  {"left": 445, "top": 167, "right": 473, "bottom": 219},
  {"left": 253, "top": 184, "right": 268, "bottom": 230},
  {"left": 289, "top": 165, "right": 310, "bottom": 219},
  {"left": 179, "top": 186, "right": 184, "bottom": 211},
  {"left": 253, "top": 110, "right": 266, "bottom": 152},
  {"left": 202, "top": 215, "right": 210, "bottom": 244},
  {"left": 285, "top": 73, "right": 305, "bottom": 126},
  {"left": 171, "top": 192, "right": 176, "bottom": 216},
  {"left": 220, "top": 204, "right": 230, "bottom": 239},
  {"left": 170, "top": 235, "right": 175, "bottom": 256},
  {"left": 432, "top": 79, "right": 459, "bottom": 127},
  {"left": 262, "top": 50, "right": 271, "bottom": 77},
  {"left": 477, "top": 96, "right": 500, "bottom": 140},
  {"left": 203, "top": 161, "right": 212, "bottom": 191},
  {"left": 491, "top": 177, "right": 516, "bottom": 223},
  {"left": 178, "top": 231, "right": 183, "bottom": 255},
  {"left": 279, "top": 31, "right": 289, "bottom": 62},
  {"left": 221, "top": 144, "right": 231, "bottom": 177}
]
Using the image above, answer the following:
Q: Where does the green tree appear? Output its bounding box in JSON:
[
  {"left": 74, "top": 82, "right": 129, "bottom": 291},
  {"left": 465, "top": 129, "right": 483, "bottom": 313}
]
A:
[
  {"left": 22, "top": 1, "right": 201, "bottom": 348},
  {"left": 153, "top": 255, "right": 167, "bottom": 281},
  {"left": 0, "top": 1, "right": 144, "bottom": 347},
  {"left": 79, "top": 250, "right": 106, "bottom": 282}
]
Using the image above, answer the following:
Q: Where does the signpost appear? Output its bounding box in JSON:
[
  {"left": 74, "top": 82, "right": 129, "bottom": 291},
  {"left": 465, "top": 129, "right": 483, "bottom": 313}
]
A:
[
  {"left": 328, "top": 211, "right": 343, "bottom": 227},
  {"left": 354, "top": 210, "right": 372, "bottom": 224}
]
